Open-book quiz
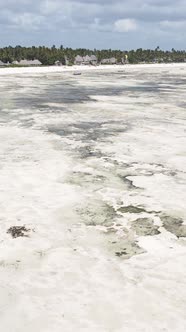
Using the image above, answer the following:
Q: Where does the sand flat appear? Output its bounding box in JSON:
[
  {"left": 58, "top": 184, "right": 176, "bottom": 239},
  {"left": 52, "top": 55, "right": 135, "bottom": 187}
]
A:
[{"left": 0, "top": 64, "right": 186, "bottom": 331}]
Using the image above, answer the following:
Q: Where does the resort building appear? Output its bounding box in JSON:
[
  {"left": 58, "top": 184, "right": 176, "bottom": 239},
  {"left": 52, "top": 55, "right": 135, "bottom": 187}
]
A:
[
  {"left": 14, "top": 59, "right": 42, "bottom": 66},
  {"left": 74, "top": 55, "right": 98, "bottom": 65}
]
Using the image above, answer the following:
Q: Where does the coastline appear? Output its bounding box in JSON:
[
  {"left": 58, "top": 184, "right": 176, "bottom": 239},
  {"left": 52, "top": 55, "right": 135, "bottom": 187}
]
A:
[{"left": 1, "top": 62, "right": 186, "bottom": 76}]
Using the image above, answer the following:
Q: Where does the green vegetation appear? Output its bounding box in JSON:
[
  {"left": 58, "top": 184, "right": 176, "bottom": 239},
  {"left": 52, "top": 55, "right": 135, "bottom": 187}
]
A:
[{"left": 0, "top": 45, "right": 186, "bottom": 65}]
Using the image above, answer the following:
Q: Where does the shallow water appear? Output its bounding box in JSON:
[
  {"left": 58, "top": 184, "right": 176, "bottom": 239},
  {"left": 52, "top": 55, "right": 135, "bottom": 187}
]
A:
[{"left": 0, "top": 66, "right": 186, "bottom": 331}]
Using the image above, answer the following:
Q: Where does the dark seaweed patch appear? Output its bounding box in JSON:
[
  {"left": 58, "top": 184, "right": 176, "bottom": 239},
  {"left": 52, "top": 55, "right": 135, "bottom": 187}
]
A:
[
  {"left": 118, "top": 205, "right": 160, "bottom": 215},
  {"left": 115, "top": 250, "right": 127, "bottom": 257},
  {"left": 118, "top": 205, "right": 147, "bottom": 214},
  {"left": 161, "top": 216, "right": 186, "bottom": 238},
  {"left": 7, "top": 226, "right": 31, "bottom": 238}
]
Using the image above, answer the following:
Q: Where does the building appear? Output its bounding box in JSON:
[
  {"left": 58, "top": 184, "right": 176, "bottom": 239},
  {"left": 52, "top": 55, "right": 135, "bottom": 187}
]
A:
[
  {"left": 74, "top": 55, "right": 84, "bottom": 65},
  {"left": 109, "top": 57, "right": 117, "bottom": 64},
  {"left": 90, "top": 55, "right": 98, "bottom": 65},
  {"left": 83, "top": 55, "right": 91, "bottom": 65},
  {"left": 17, "top": 59, "right": 42, "bottom": 66},
  {"left": 101, "top": 57, "right": 117, "bottom": 65},
  {"left": 74, "top": 54, "right": 97, "bottom": 65}
]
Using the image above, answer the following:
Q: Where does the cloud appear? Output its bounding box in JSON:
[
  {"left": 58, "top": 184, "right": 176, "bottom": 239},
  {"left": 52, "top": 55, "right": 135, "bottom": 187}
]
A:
[
  {"left": 160, "top": 20, "right": 186, "bottom": 29},
  {"left": 114, "top": 19, "right": 138, "bottom": 32},
  {"left": 11, "top": 13, "right": 45, "bottom": 29},
  {"left": 0, "top": 0, "right": 186, "bottom": 49}
]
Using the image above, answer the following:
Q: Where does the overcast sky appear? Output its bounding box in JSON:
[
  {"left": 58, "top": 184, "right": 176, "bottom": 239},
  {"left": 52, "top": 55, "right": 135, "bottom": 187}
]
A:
[{"left": 0, "top": 0, "right": 186, "bottom": 50}]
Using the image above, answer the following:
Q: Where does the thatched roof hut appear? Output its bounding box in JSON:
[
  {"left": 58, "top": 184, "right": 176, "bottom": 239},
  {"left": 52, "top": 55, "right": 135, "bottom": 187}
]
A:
[
  {"left": 83, "top": 55, "right": 91, "bottom": 64},
  {"left": 90, "top": 55, "right": 98, "bottom": 64},
  {"left": 75, "top": 55, "right": 84, "bottom": 65},
  {"left": 18, "top": 59, "right": 42, "bottom": 66},
  {"left": 75, "top": 54, "right": 97, "bottom": 65}
]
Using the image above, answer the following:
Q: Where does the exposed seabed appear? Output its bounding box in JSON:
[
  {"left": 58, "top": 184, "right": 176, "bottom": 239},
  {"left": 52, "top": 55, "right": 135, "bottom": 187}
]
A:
[{"left": 0, "top": 64, "right": 186, "bottom": 331}]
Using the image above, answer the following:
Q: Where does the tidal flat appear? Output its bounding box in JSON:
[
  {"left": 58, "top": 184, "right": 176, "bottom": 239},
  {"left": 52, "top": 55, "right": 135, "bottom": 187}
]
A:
[{"left": 0, "top": 64, "right": 186, "bottom": 331}]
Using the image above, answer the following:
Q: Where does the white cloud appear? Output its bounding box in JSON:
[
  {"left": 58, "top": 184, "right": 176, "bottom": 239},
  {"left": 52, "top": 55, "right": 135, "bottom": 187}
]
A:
[
  {"left": 8, "top": 13, "right": 45, "bottom": 30},
  {"left": 114, "top": 18, "right": 138, "bottom": 32}
]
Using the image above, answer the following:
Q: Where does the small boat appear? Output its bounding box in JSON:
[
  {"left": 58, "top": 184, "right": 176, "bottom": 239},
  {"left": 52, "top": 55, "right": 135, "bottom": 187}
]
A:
[{"left": 73, "top": 72, "right": 82, "bottom": 75}]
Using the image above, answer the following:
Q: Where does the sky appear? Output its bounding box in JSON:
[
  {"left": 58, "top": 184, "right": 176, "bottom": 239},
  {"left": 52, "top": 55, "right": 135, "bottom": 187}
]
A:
[{"left": 0, "top": 0, "right": 186, "bottom": 50}]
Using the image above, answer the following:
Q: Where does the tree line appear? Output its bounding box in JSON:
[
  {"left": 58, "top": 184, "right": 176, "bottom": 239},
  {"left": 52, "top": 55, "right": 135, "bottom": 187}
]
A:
[{"left": 0, "top": 45, "right": 186, "bottom": 65}]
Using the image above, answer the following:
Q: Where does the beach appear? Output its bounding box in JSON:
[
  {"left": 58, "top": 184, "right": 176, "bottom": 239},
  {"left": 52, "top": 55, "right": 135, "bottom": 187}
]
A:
[
  {"left": 0, "top": 63, "right": 186, "bottom": 331},
  {"left": 1, "top": 62, "right": 186, "bottom": 75}
]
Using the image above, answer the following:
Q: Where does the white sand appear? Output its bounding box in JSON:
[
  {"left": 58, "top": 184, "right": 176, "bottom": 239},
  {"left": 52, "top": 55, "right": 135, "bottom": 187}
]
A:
[
  {"left": 0, "top": 62, "right": 186, "bottom": 76},
  {"left": 0, "top": 64, "right": 186, "bottom": 331}
]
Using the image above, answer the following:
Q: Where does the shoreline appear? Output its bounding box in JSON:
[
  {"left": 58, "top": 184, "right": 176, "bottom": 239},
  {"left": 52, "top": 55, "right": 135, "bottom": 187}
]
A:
[{"left": 1, "top": 62, "right": 186, "bottom": 76}]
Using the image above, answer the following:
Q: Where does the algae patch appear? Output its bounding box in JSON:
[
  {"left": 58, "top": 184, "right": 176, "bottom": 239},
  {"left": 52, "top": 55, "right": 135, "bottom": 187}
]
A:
[
  {"left": 111, "top": 238, "right": 145, "bottom": 259},
  {"left": 131, "top": 218, "right": 160, "bottom": 236},
  {"left": 161, "top": 216, "right": 186, "bottom": 238},
  {"left": 77, "top": 201, "right": 118, "bottom": 226},
  {"left": 118, "top": 205, "right": 147, "bottom": 214}
]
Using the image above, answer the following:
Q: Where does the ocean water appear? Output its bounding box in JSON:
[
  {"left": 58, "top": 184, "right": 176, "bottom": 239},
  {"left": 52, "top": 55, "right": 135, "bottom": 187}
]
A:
[{"left": 0, "top": 66, "right": 186, "bottom": 331}]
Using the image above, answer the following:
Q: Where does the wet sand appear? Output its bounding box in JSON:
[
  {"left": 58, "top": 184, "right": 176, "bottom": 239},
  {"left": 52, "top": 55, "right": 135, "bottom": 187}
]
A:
[{"left": 0, "top": 64, "right": 186, "bottom": 331}]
